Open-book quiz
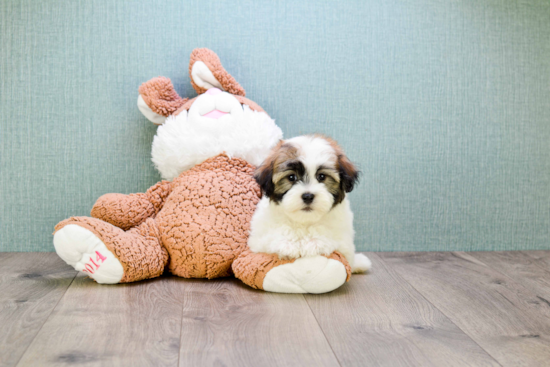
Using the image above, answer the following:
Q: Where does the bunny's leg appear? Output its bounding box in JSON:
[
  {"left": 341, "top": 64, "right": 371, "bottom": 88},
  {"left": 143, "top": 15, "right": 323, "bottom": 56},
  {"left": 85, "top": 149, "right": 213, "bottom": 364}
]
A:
[
  {"left": 91, "top": 180, "right": 171, "bottom": 231},
  {"left": 232, "top": 250, "right": 352, "bottom": 294},
  {"left": 53, "top": 217, "right": 167, "bottom": 284}
]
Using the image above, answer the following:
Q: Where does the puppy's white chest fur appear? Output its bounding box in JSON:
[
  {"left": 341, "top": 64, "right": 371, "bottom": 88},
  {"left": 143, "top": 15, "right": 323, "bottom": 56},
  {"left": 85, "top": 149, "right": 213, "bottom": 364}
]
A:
[{"left": 248, "top": 197, "right": 355, "bottom": 262}]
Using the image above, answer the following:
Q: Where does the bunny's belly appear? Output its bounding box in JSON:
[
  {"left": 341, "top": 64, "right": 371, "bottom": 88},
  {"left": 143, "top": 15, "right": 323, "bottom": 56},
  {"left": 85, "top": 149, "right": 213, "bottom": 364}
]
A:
[{"left": 155, "top": 154, "right": 261, "bottom": 279}]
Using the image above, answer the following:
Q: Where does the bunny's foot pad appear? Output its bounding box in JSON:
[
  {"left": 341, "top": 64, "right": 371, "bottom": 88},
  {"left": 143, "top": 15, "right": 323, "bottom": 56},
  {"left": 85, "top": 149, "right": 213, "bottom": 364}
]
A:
[{"left": 54, "top": 224, "right": 124, "bottom": 284}]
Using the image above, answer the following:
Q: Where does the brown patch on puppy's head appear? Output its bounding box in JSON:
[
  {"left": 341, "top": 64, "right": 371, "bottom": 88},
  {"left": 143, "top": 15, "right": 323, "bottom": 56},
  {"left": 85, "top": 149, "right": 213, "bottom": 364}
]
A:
[
  {"left": 254, "top": 141, "right": 303, "bottom": 203},
  {"left": 315, "top": 135, "right": 360, "bottom": 205}
]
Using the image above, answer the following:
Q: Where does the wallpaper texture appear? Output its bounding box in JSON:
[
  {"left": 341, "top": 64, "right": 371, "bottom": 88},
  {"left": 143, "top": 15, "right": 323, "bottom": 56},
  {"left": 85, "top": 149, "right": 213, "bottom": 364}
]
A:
[{"left": 1, "top": 0, "right": 549, "bottom": 251}]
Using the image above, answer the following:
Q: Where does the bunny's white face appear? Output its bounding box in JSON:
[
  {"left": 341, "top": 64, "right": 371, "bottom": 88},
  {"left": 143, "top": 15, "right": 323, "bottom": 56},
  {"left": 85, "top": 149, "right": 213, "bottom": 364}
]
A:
[
  {"left": 139, "top": 49, "right": 284, "bottom": 180},
  {"left": 151, "top": 88, "right": 282, "bottom": 181},
  {"left": 187, "top": 87, "right": 244, "bottom": 125}
]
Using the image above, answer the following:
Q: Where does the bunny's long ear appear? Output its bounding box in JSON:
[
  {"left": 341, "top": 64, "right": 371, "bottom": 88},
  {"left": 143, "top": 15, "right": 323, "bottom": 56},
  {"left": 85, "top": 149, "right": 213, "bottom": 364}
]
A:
[{"left": 189, "top": 48, "right": 246, "bottom": 96}]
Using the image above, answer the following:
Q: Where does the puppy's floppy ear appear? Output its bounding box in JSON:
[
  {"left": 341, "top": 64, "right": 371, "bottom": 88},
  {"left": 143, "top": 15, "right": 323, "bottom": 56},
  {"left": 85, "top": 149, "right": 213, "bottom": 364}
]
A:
[
  {"left": 254, "top": 160, "right": 275, "bottom": 198},
  {"left": 321, "top": 134, "right": 360, "bottom": 194},
  {"left": 338, "top": 153, "right": 360, "bottom": 193},
  {"left": 254, "top": 141, "right": 283, "bottom": 198}
]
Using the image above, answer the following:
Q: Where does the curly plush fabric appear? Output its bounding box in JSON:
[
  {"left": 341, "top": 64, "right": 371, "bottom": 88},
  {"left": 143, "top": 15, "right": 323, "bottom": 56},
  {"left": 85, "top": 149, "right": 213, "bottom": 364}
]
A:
[
  {"left": 157, "top": 154, "right": 261, "bottom": 278},
  {"left": 91, "top": 180, "right": 172, "bottom": 230},
  {"left": 232, "top": 250, "right": 295, "bottom": 289},
  {"left": 189, "top": 48, "right": 246, "bottom": 97},
  {"left": 138, "top": 77, "right": 188, "bottom": 117},
  {"left": 54, "top": 217, "right": 168, "bottom": 283},
  {"left": 55, "top": 154, "right": 260, "bottom": 282}
]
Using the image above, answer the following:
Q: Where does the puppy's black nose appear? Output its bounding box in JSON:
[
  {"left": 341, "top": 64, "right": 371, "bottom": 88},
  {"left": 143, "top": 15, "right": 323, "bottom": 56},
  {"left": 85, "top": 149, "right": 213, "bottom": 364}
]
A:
[{"left": 302, "top": 193, "right": 315, "bottom": 204}]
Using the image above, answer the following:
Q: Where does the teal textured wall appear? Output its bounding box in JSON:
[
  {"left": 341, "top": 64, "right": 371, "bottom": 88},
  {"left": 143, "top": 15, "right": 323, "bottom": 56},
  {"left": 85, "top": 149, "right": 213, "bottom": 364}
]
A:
[{"left": 1, "top": 0, "right": 550, "bottom": 252}]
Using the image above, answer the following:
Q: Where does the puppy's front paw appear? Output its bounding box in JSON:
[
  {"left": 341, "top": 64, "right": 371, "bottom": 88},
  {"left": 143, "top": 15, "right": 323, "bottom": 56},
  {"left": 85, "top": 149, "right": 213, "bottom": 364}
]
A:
[
  {"left": 301, "top": 238, "right": 332, "bottom": 258},
  {"left": 277, "top": 242, "right": 301, "bottom": 260}
]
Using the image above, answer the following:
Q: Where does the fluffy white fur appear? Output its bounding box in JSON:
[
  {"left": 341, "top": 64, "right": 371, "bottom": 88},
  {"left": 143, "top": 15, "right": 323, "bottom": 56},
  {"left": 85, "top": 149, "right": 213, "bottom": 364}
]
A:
[
  {"left": 152, "top": 92, "right": 282, "bottom": 180},
  {"left": 248, "top": 136, "right": 371, "bottom": 273}
]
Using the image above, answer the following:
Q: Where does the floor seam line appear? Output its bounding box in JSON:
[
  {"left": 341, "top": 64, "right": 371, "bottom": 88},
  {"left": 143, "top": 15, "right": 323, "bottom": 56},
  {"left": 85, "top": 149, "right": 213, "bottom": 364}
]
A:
[
  {"left": 376, "top": 252, "right": 504, "bottom": 367},
  {"left": 303, "top": 294, "right": 343, "bottom": 367},
  {"left": 14, "top": 270, "right": 78, "bottom": 367},
  {"left": 176, "top": 279, "right": 186, "bottom": 367}
]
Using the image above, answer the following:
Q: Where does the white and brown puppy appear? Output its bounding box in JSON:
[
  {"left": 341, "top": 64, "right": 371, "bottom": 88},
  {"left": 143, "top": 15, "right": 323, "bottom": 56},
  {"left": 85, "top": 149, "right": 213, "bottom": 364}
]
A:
[{"left": 248, "top": 134, "right": 371, "bottom": 273}]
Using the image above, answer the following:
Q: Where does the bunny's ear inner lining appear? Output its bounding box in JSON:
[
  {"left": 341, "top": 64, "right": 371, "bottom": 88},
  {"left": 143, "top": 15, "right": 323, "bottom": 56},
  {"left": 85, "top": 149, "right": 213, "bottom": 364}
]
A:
[{"left": 191, "top": 61, "right": 225, "bottom": 92}]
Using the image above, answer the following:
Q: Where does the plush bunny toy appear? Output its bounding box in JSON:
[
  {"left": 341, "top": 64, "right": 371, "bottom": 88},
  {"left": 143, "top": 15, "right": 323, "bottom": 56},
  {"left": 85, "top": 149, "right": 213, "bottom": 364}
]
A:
[{"left": 53, "top": 48, "right": 352, "bottom": 293}]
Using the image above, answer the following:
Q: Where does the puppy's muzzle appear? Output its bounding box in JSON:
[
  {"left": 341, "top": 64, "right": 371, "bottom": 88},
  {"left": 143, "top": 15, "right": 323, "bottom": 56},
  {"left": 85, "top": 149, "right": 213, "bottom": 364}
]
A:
[{"left": 302, "top": 193, "right": 315, "bottom": 204}]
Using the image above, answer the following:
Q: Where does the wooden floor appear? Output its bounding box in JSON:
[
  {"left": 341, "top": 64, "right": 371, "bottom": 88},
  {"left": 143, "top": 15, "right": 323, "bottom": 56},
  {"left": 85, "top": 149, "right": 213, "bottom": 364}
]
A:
[{"left": 2, "top": 252, "right": 550, "bottom": 366}]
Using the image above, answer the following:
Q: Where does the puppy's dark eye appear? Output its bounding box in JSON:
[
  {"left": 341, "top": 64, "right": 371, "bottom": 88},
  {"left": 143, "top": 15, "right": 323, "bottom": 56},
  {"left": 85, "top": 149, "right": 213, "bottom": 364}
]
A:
[
  {"left": 317, "top": 174, "right": 326, "bottom": 182},
  {"left": 288, "top": 174, "right": 296, "bottom": 182}
]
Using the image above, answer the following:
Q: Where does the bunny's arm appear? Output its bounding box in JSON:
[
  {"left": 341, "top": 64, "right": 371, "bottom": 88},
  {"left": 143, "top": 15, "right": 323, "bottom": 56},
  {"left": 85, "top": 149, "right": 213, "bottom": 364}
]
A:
[
  {"left": 91, "top": 180, "right": 172, "bottom": 230},
  {"left": 232, "top": 250, "right": 351, "bottom": 293}
]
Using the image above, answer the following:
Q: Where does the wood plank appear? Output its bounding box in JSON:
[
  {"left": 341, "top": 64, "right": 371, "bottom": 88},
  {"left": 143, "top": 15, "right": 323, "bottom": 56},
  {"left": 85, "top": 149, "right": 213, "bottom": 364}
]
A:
[
  {"left": 17, "top": 272, "right": 339, "bottom": 366},
  {"left": 17, "top": 274, "right": 185, "bottom": 367},
  {"left": 0, "top": 253, "right": 77, "bottom": 367},
  {"left": 470, "top": 251, "right": 550, "bottom": 304},
  {"left": 178, "top": 277, "right": 339, "bottom": 367},
  {"left": 0, "top": 252, "right": 18, "bottom": 268},
  {"left": 380, "top": 252, "right": 550, "bottom": 366},
  {"left": 305, "top": 253, "right": 499, "bottom": 367},
  {"left": 523, "top": 250, "right": 550, "bottom": 271}
]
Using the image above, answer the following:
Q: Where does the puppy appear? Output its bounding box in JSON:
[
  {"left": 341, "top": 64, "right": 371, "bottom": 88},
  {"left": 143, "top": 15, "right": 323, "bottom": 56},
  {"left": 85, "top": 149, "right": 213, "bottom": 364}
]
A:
[{"left": 248, "top": 134, "right": 371, "bottom": 273}]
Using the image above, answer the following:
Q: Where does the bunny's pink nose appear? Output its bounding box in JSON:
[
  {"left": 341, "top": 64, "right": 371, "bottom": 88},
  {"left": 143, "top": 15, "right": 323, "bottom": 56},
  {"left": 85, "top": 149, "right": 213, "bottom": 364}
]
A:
[{"left": 207, "top": 88, "right": 222, "bottom": 95}]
